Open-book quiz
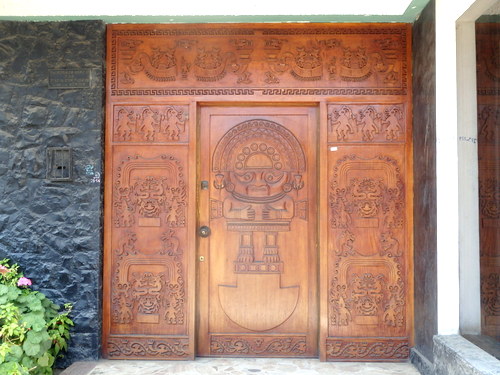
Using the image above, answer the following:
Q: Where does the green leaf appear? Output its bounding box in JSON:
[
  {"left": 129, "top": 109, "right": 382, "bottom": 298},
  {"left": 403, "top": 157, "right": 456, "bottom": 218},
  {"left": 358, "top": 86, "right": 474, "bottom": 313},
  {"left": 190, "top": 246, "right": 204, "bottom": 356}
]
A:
[
  {"left": 0, "top": 285, "right": 8, "bottom": 295},
  {"left": 6, "top": 287, "right": 21, "bottom": 301},
  {"left": 5, "top": 345, "right": 23, "bottom": 362},
  {"left": 0, "top": 361, "right": 29, "bottom": 375},
  {"left": 53, "top": 343, "right": 60, "bottom": 356},
  {"left": 27, "top": 297, "right": 43, "bottom": 312},
  {"left": 39, "top": 334, "right": 52, "bottom": 353},
  {"left": 0, "top": 342, "right": 12, "bottom": 363},
  {"left": 20, "top": 312, "right": 46, "bottom": 331},
  {"left": 26, "top": 330, "right": 45, "bottom": 344},
  {"left": 20, "top": 355, "right": 35, "bottom": 370},
  {"left": 22, "top": 340, "right": 41, "bottom": 357},
  {"left": 37, "top": 352, "right": 50, "bottom": 367},
  {"left": 0, "top": 260, "right": 74, "bottom": 373}
]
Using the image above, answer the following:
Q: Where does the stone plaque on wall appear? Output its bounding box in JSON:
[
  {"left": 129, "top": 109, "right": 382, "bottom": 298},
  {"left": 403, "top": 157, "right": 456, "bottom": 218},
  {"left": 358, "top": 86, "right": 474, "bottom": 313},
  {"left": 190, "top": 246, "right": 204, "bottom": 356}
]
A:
[{"left": 48, "top": 69, "right": 91, "bottom": 89}]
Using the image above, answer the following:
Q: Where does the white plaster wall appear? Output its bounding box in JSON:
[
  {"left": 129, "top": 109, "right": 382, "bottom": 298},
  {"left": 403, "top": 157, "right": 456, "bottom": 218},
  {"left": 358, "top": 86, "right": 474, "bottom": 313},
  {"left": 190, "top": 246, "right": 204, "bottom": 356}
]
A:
[{"left": 0, "top": 0, "right": 412, "bottom": 16}]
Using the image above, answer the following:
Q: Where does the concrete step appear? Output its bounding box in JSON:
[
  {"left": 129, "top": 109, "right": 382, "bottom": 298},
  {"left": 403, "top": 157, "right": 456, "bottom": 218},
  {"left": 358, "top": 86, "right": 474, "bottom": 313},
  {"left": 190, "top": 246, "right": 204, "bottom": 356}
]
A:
[{"left": 60, "top": 358, "right": 421, "bottom": 375}]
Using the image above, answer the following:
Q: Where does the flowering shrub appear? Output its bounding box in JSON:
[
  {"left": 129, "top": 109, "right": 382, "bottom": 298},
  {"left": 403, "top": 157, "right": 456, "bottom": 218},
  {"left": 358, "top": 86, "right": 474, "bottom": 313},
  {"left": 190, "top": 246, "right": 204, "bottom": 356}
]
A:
[{"left": 0, "top": 259, "right": 74, "bottom": 375}]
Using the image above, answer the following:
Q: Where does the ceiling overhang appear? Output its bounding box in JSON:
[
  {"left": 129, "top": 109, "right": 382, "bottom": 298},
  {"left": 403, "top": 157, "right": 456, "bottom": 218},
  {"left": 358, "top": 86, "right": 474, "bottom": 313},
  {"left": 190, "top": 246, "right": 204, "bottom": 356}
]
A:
[{"left": 0, "top": 0, "right": 430, "bottom": 23}]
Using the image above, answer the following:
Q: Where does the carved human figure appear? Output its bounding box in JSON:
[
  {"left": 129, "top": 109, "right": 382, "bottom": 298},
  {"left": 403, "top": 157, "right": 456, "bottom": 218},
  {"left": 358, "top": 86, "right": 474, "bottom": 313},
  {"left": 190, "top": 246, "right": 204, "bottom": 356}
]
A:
[
  {"left": 161, "top": 107, "right": 185, "bottom": 140},
  {"left": 330, "top": 106, "right": 355, "bottom": 141},
  {"left": 337, "top": 296, "right": 351, "bottom": 326},
  {"left": 359, "top": 106, "right": 381, "bottom": 141},
  {"left": 478, "top": 105, "right": 497, "bottom": 141},
  {"left": 383, "top": 107, "right": 403, "bottom": 140},
  {"left": 220, "top": 142, "right": 299, "bottom": 267},
  {"left": 140, "top": 108, "right": 158, "bottom": 141},
  {"left": 222, "top": 158, "right": 295, "bottom": 222},
  {"left": 384, "top": 294, "right": 400, "bottom": 327},
  {"left": 212, "top": 120, "right": 306, "bottom": 272},
  {"left": 116, "top": 109, "right": 134, "bottom": 141}
]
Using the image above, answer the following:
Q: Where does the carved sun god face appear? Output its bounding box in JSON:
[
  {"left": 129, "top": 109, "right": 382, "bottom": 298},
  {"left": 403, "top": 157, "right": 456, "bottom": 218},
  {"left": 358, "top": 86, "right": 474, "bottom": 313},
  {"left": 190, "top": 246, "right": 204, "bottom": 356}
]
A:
[{"left": 225, "top": 143, "right": 292, "bottom": 199}]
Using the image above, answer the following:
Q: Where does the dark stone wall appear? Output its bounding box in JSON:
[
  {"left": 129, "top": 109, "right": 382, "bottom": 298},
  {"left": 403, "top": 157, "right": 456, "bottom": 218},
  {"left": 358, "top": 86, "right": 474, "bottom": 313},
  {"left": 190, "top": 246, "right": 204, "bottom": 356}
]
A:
[
  {"left": 412, "top": 0, "right": 438, "bottom": 370},
  {"left": 0, "top": 21, "right": 105, "bottom": 366}
]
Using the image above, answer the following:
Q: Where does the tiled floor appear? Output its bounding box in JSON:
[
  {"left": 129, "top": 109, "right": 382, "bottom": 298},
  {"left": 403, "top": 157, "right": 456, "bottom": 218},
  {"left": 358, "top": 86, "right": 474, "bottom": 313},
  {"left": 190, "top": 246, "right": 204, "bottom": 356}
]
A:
[{"left": 62, "top": 358, "right": 421, "bottom": 375}]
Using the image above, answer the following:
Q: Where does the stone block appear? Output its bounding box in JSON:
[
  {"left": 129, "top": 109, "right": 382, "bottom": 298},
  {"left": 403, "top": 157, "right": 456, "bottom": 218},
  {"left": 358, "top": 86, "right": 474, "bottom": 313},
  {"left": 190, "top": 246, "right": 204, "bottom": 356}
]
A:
[{"left": 434, "top": 335, "right": 500, "bottom": 375}]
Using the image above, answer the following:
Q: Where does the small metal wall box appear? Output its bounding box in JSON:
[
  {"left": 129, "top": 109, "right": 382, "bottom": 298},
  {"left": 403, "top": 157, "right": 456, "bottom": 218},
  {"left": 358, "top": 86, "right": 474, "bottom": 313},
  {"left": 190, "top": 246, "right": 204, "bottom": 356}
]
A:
[{"left": 47, "top": 147, "right": 73, "bottom": 181}]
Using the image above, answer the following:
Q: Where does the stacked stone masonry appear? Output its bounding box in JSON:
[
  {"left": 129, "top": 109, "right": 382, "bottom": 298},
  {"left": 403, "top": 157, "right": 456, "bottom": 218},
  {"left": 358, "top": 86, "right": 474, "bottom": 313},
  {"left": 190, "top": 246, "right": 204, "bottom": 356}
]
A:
[{"left": 0, "top": 20, "right": 105, "bottom": 366}]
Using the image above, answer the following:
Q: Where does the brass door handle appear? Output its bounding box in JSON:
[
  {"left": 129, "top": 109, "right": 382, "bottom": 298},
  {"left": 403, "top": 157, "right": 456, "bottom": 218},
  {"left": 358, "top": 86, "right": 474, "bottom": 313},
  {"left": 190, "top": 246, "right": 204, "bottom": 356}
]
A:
[{"left": 199, "top": 226, "right": 211, "bottom": 238}]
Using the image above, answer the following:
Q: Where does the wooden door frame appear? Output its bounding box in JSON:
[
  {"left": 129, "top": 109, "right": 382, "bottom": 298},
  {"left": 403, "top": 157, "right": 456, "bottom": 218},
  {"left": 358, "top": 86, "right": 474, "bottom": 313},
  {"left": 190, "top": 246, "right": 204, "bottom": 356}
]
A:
[{"left": 103, "top": 23, "right": 413, "bottom": 361}]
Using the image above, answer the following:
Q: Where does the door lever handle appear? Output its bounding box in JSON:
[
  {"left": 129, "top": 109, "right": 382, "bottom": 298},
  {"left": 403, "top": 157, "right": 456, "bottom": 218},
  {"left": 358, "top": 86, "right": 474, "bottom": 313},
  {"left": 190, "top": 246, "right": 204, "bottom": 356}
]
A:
[{"left": 199, "top": 226, "right": 211, "bottom": 238}]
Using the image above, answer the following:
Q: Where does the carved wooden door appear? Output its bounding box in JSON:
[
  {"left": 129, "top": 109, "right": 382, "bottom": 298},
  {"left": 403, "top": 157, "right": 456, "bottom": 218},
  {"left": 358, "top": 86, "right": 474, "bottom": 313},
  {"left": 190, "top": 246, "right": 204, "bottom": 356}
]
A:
[
  {"left": 476, "top": 22, "right": 500, "bottom": 339},
  {"left": 104, "top": 22, "right": 413, "bottom": 361},
  {"left": 324, "top": 103, "right": 413, "bottom": 361},
  {"left": 102, "top": 102, "right": 196, "bottom": 360},
  {"left": 198, "top": 106, "right": 318, "bottom": 357}
]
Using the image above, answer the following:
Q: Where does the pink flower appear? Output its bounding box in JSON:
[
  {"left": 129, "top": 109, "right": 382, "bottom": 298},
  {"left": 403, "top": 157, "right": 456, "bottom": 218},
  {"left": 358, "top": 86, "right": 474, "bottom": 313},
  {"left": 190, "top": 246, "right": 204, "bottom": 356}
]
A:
[
  {"left": 17, "top": 277, "right": 32, "bottom": 287},
  {"left": 0, "top": 265, "right": 9, "bottom": 275}
]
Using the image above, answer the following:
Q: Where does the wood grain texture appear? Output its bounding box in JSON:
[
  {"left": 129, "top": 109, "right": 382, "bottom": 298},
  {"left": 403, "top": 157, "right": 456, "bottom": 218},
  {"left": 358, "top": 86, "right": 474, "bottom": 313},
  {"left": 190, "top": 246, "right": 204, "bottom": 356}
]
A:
[
  {"left": 103, "top": 24, "right": 196, "bottom": 358},
  {"left": 104, "top": 22, "right": 413, "bottom": 361},
  {"left": 198, "top": 106, "right": 318, "bottom": 357},
  {"left": 476, "top": 22, "right": 500, "bottom": 340},
  {"left": 109, "top": 23, "right": 409, "bottom": 97}
]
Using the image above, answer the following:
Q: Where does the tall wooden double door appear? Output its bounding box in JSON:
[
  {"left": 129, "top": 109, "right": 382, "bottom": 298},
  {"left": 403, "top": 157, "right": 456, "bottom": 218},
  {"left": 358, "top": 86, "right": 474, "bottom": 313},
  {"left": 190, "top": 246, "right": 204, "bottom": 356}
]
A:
[{"left": 103, "top": 23, "right": 413, "bottom": 361}]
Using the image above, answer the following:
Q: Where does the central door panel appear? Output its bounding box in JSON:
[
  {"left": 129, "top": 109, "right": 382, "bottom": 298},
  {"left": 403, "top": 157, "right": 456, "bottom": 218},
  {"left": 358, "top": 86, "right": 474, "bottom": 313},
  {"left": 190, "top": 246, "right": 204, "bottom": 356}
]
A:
[{"left": 198, "top": 106, "right": 318, "bottom": 357}]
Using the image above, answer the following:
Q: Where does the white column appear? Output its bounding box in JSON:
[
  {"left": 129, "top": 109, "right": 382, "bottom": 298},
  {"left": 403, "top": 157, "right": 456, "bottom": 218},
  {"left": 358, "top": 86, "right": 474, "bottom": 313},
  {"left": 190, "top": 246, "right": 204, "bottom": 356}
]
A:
[
  {"left": 435, "top": 0, "right": 497, "bottom": 336},
  {"left": 456, "top": 20, "right": 481, "bottom": 335},
  {"left": 436, "top": 0, "right": 461, "bottom": 334}
]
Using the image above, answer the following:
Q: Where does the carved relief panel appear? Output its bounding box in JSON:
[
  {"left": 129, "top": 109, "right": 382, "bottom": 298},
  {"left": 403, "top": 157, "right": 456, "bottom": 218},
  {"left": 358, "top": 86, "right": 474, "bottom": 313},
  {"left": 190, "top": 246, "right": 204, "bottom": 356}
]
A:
[
  {"left": 478, "top": 138, "right": 500, "bottom": 336},
  {"left": 328, "top": 104, "right": 406, "bottom": 143},
  {"left": 326, "top": 145, "right": 410, "bottom": 361},
  {"left": 476, "top": 22, "right": 500, "bottom": 338},
  {"left": 198, "top": 106, "right": 318, "bottom": 357},
  {"left": 104, "top": 100, "right": 193, "bottom": 359},
  {"left": 476, "top": 23, "right": 500, "bottom": 97},
  {"left": 113, "top": 105, "right": 188, "bottom": 143},
  {"left": 109, "top": 24, "right": 410, "bottom": 96},
  {"left": 104, "top": 23, "right": 413, "bottom": 362}
]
